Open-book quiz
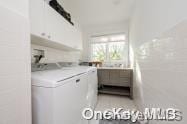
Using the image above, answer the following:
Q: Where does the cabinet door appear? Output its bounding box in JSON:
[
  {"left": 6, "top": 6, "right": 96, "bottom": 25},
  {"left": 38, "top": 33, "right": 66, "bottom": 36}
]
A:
[
  {"left": 73, "top": 28, "right": 83, "bottom": 50},
  {"left": 45, "top": 3, "right": 83, "bottom": 49},
  {"left": 30, "top": 0, "right": 83, "bottom": 50},
  {"left": 99, "top": 70, "right": 110, "bottom": 85},
  {"left": 67, "top": 25, "right": 77, "bottom": 49},
  {"left": 45, "top": 4, "right": 70, "bottom": 46},
  {"left": 109, "top": 70, "right": 119, "bottom": 85},
  {"left": 58, "top": 17, "right": 82, "bottom": 49},
  {"left": 30, "top": 0, "right": 45, "bottom": 38},
  {"left": 44, "top": 4, "right": 62, "bottom": 43}
]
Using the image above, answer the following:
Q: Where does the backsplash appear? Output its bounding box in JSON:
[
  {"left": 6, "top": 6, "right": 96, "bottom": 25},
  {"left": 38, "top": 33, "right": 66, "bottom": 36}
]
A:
[{"left": 31, "top": 44, "right": 81, "bottom": 63}]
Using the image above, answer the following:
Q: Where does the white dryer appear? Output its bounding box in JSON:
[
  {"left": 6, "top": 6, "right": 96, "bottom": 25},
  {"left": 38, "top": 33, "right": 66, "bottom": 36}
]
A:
[
  {"left": 32, "top": 63, "right": 88, "bottom": 124},
  {"left": 86, "top": 67, "right": 98, "bottom": 109}
]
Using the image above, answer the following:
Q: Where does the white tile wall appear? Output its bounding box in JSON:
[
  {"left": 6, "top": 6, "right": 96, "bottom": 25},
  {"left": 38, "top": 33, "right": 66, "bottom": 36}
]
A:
[
  {"left": 0, "top": 0, "right": 29, "bottom": 18},
  {"left": 31, "top": 44, "right": 81, "bottom": 63},
  {"left": 129, "top": 0, "right": 187, "bottom": 123},
  {"left": 0, "top": 4, "right": 31, "bottom": 124},
  {"left": 130, "top": 32, "right": 187, "bottom": 124},
  {"left": 135, "top": 21, "right": 187, "bottom": 124}
]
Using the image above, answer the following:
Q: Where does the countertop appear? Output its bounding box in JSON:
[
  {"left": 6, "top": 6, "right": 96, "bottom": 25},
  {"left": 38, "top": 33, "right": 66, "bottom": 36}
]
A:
[{"left": 97, "top": 67, "right": 133, "bottom": 70}]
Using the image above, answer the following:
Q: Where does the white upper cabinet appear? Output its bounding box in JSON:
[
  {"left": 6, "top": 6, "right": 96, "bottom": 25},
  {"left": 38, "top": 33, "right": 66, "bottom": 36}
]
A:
[
  {"left": 45, "top": 4, "right": 65, "bottom": 44},
  {"left": 30, "top": 0, "right": 45, "bottom": 38},
  {"left": 30, "top": 0, "right": 82, "bottom": 51},
  {"left": 70, "top": 27, "right": 82, "bottom": 50},
  {"left": 75, "top": 28, "right": 83, "bottom": 50},
  {"left": 45, "top": 4, "right": 71, "bottom": 47}
]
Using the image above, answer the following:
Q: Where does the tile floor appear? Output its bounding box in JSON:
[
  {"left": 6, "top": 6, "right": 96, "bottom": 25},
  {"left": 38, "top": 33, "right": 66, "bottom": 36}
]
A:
[{"left": 89, "top": 94, "right": 136, "bottom": 124}]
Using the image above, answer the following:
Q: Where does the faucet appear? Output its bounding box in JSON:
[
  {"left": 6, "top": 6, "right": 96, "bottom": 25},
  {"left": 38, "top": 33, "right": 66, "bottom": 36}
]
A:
[{"left": 34, "top": 55, "right": 43, "bottom": 64}]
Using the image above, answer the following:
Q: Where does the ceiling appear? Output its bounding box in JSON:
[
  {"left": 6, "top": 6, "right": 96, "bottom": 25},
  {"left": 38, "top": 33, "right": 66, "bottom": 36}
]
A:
[{"left": 59, "top": 0, "right": 135, "bottom": 27}]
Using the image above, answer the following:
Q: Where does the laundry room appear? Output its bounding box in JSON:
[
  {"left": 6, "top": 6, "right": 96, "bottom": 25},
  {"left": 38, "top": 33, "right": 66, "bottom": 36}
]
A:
[{"left": 0, "top": 0, "right": 186, "bottom": 124}]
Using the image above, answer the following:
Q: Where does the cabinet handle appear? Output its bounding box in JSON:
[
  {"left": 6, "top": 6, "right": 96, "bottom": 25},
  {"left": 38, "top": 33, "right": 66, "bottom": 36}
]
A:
[{"left": 76, "top": 79, "right": 80, "bottom": 83}]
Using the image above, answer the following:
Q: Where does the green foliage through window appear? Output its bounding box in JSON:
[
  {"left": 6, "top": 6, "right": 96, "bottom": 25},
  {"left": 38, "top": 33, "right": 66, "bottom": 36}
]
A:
[
  {"left": 91, "top": 34, "right": 127, "bottom": 62},
  {"left": 92, "top": 43, "right": 106, "bottom": 61}
]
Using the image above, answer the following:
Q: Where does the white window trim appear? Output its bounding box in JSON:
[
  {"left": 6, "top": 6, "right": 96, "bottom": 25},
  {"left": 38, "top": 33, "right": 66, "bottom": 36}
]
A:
[{"left": 89, "top": 34, "right": 128, "bottom": 63}]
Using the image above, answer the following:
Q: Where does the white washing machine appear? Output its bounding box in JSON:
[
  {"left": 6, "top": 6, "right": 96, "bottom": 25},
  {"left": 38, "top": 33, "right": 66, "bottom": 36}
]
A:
[
  {"left": 32, "top": 63, "right": 88, "bottom": 124},
  {"left": 57, "top": 63, "right": 98, "bottom": 109}
]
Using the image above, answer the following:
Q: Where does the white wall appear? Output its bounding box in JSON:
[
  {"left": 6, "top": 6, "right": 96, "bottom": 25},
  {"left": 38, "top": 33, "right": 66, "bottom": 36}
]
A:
[
  {"left": 31, "top": 44, "right": 81, "bottom": 63},
  {"left": 0, "top": 0, "right": 29, "bottom": 18},
  {"left": 0, "top": 1, "right": 31, "bottom": 124},
  {"left": 129, "top": 0, "right": 187, "bottom": 123},
  {"left": 81, "top": 22, "right": 129, "bottom": 61}
]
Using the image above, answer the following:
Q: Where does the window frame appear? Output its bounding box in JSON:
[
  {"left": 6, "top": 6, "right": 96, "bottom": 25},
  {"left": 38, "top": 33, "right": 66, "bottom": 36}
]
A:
[{"left": 90, "top": 33, "right": 128, "bottom": 63}]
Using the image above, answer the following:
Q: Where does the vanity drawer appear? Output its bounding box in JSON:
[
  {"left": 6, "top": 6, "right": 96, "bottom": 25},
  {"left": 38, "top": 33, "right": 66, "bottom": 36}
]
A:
[
  {"left": 119, "top": 78, "right": 130, "bottom": 86},
  {"left": 110, "top": 78, "right": 130, "bottom": 87},
  {"left": 98, "top": 69, "right": 110, "bottom": 84},
  {"left": 119, "top": 70, "right": 131, "bottom": 78}
]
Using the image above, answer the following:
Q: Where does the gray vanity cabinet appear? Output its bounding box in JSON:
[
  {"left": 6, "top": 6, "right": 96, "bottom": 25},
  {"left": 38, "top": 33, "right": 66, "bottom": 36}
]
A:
[
  {"left": 110, "top": 70, "right": 131, "bottom": 87},
  {"left": 98, "top": 70, "right": 110, "bottom": 85},
  {"left": 98, "top": 68, "right": 133, "bottom": 99}
]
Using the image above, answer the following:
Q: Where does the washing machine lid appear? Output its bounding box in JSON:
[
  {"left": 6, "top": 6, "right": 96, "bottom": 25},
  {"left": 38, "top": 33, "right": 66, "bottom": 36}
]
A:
[
  {"left": 31, "top": 69, "right": 86, "bottom": 88},
  {"left": 61, "top": 66, "right": 97, "bottom": 72},
  {"left": 57, "top": 62, "right": 97, "bottom": 72},
  {"left": 78, "top": 66, "right": 97, "bottom": 72}
]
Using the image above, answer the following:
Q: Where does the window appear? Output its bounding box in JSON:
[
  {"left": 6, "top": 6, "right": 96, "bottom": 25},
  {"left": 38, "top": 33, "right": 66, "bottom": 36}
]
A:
[
  {"left": 92, "top": 43, "right": 106, "bottom": 61},
  {"left": 90, "top": 34, "right": 128, "bottom": 63}
]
